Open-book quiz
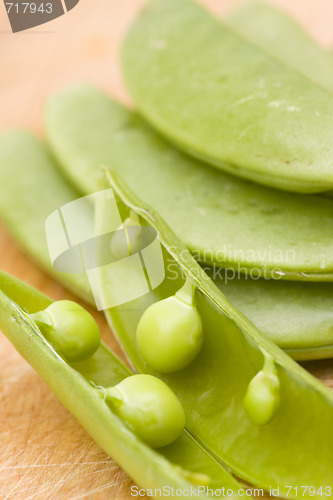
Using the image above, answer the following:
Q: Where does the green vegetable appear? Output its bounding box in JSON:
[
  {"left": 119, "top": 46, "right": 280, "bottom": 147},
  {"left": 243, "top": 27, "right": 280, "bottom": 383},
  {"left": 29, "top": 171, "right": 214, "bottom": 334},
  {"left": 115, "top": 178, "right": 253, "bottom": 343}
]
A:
[
  {"left": 0, "top": 130, "right": 92, "bottom": 303},
  {"left": 45, "top": 84, "right": 333, "bottom": 279},
  {"left": 212, "top": 272, "right": 333, "bottom": 361},
  {"left": 30, "top": 300, "right": 101, "bottom": 362},
  {"left": 0, "top": 270, "right": 244, "bottom": 497},
  {"left": 122, "top": 0, "right": 333, "bottom": 193},
  {"left": 136, "top": 280, "right": 203, "bottom": 373},
  {"left": 243, "top": 353, "right": 280, "bottom": 425},
  {"left": 103, "top": 374, "right": 186, "bottom": 448},
  {"left": 98, "top": 170, "right": 333, "bottom": 498},
  {"left": 1, "top": 131, "right": 333, "bottom": 359},
  {"left": 225, "top": 2, "right": 333, "bottom": 94}
]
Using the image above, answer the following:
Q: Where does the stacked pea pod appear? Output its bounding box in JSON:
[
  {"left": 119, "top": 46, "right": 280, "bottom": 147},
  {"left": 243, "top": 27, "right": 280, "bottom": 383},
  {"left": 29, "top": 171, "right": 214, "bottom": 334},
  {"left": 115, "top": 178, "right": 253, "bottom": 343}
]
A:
[{"left": 0, "top": 2, "right": 333, "bottom": 498}]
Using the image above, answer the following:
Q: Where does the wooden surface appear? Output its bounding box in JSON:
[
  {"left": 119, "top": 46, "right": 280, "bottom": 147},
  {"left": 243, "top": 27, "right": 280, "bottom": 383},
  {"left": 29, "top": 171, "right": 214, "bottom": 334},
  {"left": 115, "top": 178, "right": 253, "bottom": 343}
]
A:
[{"left": 0, "top": 1, "right": 333, "bottom": 498}]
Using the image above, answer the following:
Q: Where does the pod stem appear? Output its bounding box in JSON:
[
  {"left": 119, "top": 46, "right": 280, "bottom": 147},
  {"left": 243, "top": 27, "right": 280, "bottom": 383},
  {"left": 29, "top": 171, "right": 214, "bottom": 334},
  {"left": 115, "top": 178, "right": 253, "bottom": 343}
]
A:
[
  {"left": 29, "top": 310, "right": 53, "bottom": 336},
  {"left": 123, "top": 210, "right": 141, "bottom": 228},
  {"left": 175, "top": 278, "right": 196, "bottom": 306},
  {"left": 262, "top": 351, "right": 277, "bottom": 376},
  {"left": 103, "top": 386, "right": 123, "bottom": 408},
  {"left": 124, "top": 211, "right": 142, "bottom": 256}
]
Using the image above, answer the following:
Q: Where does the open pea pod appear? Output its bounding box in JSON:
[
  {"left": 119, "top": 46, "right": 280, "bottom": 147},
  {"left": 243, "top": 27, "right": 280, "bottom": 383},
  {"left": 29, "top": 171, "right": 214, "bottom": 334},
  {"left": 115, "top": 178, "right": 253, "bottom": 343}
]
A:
[
  {"left": 45, "top": 85, "right": 333, "bottom": 279},
  {"left": 98, "top": 170, "right": 333, "bottom": 498},
  {"left": 1, "top": 131, "right": 333, "bottom": 360},
  {"left": 224, "top": 2, "right": 333, "bottom": 94},
  {"left": 121, "top": 0, "right": 333, "bottom": 193},
  {"left": 0, "top": 270, "right": 244, "bottom": 497}
]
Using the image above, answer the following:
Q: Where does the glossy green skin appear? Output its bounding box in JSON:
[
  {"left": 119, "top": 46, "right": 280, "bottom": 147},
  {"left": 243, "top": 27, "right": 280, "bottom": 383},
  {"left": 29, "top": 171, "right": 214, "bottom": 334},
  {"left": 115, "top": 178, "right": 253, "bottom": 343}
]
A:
[
  {"left": 136, "top": 296, "right": 203, "bottom": 373},
  {"left": 0, "top": 270, "right": 243, "bottom": 497},
  {"left": 45, "top": 85, "right": 333, "bottom": 279},
  {"left": 1, "top": 132, "right": 333, "bottom": 359},
  {"left": 0, "top": 131, "right": 92, "bottom": 303},
  {"left": 210, "top": 271, "right": 333, "bottom": 360},
  {"left": 100, "top": 171, "right": 333, "bottom": 498},
  {"left": 225, "top": 2, "right": 333, "bottom": 94},
  {"left": 107, "top": 374, "right": 186, "bottom": 448},
  {"left": 122, "top": 0, "right": 333, "bottom": 193},
  {"left": 32, "top": 301, "right": 101, "bottom": 362},
  {"left": 227, "top": 2, "right": 333, "bottom": 198}
]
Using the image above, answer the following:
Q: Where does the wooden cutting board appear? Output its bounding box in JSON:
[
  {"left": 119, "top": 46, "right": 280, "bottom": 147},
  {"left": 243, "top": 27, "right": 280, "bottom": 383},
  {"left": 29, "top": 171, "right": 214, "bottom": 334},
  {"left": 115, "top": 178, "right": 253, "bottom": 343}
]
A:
[{"left": 0, "top": 1, "right": 333, "bottom": 498}]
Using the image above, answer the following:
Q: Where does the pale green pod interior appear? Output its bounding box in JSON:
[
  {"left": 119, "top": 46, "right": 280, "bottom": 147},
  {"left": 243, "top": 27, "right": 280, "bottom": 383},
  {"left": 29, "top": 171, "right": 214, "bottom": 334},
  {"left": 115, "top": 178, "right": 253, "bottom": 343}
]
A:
[{"left": 96, "top": 170, "right": 333, "bottom": 498}]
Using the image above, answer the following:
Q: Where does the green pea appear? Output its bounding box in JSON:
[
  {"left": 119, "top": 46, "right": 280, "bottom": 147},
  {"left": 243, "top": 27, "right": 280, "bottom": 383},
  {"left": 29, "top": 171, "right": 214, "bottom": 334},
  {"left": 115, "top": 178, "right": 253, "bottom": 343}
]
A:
[
  {"left": 104, "top": 374, "right": 185, "bottom": 448},
  {"left": 29, "top": 300, "right": 100, "bottom": 362},
  {"left": 136, "top": 280, "right": 203, "bottom": 373},
  {"left": 244, "top": 355, "right": 280, "bottom": 426}
]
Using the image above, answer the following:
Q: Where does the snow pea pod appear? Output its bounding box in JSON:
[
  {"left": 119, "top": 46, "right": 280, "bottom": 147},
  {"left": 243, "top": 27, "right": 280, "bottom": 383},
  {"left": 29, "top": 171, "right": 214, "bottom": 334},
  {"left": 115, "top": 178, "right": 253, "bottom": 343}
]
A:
[
  {"left": 45, "top": 84, "right": 333, "bottom": 279},
  {"left": 0, "top": 130, "right": 92, "bottom": 304},
  {"left": 0, "top": 270, "right": 243, "bottom": 497},
  {"left": 211, "top": 271, "right": 333, "bottom": 361},
  {"left": 1, "top": 131, "right": 333, "bottom": 360},
  {"left": 121, "top": 0, "right": 333, "bottom": 193},
  {"left": 225, "top": 2, "right": 333, "bottom": 94},
  {"left": 98, "top": 170, "right": 333, "bottom": 498}
]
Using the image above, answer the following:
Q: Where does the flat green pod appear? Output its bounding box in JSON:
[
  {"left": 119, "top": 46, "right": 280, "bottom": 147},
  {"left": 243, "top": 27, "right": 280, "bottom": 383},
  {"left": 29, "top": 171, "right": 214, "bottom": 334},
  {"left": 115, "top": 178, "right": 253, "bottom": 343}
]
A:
[
  {"left": 0, "top": 271, "right": 242, "bottom": 496},
  {"left": 0, "top": 130, "right": 92, "bottom": 303},
  {"left": 121, "top": 0, "right": 333, "bottom": 193},
  {"left": 224, "top": 2, "right": 333, "bottom": 94},
  {"left": 210, "top": 270, "right": 333, "bottom": 360},
  {"left": 46, "top": 84, "right": 333, "bottom": 279}
]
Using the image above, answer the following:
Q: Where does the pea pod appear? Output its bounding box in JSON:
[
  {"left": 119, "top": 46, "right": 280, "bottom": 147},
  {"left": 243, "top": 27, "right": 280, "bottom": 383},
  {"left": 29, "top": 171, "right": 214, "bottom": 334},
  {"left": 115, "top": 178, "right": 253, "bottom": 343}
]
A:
[
  {"left": 45, "top": 84, "right": 333, "bottom": 279},
  {"left": 226, "top": 2, "right": 333, "bottom": 198},
  {"left": 225, "top": 2, "right": 333, "bottom": 94},
  {"left": 1, "top": 132, "right": 333, "bottom": 360},
  {"left": 0, "top": 130, "right": 92, "bottom": 304},
  {"left": 211, "top": 271, "right": 333, "bottom": 361},
  {"left": 121, "top": 0, "right": 333, "bottom": 193},
  {"left": 0, "top": 270, "right": 244, "bottom": 497},
  {"left": 98, "top": 169, "right": 333, "bottom": 498}
]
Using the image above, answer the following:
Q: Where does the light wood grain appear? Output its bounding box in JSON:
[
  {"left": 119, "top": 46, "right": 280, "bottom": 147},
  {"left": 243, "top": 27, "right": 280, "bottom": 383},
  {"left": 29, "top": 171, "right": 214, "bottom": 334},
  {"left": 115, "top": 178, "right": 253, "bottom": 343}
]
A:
[{"left": 0, "top": 1, "right": 332, "bottom": 498}]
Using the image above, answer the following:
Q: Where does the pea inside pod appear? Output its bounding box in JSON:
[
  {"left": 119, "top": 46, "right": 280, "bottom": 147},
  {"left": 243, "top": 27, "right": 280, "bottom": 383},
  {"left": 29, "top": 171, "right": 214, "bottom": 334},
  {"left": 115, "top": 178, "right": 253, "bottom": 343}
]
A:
[
  {"left": 136, "top": 280, "right": 203, "bottom": 373},
  {"left": 101, "top": 374, "right": 186, "bottom": 448},
  {"left": 0, "top": 270, "right": 244, "bottom": 496},
  {"left": 30, "top": 300, "right": 101, "bottom": 362},
  {"left": 243, "top": 353, "right": 280, "bottom": 426},
  {"left": 98, "top": 170, "right": 333, "bottom": 498}
]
